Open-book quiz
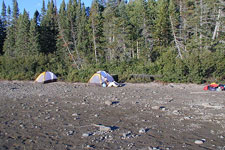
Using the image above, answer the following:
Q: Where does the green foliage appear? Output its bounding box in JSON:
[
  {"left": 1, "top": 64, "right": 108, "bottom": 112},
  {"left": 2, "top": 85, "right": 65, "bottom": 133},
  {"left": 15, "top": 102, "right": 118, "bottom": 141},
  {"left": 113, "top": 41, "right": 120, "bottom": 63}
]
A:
[
  {"left": 184, "top": 52, "right": 204, "bottom": 83},
  {"left": 0, "top": 0, "right": 224, "bottom": 84}
]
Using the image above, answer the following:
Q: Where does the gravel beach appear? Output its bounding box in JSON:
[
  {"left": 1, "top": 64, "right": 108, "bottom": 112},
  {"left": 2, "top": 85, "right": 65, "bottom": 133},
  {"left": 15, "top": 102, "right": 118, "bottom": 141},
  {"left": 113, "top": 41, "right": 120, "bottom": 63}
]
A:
[{"left": 0, "top": 80, "right": 224, "bottom": 150}]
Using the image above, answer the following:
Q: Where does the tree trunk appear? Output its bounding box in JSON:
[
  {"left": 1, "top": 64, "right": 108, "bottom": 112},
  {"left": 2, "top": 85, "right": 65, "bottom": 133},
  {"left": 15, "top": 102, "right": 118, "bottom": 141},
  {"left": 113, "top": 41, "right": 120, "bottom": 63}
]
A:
[
  {"left": 69, "top": 14, "right": 83, "bottom": 68},
  {"left": 199, "top": 0, "right": 203, "bottom": 49},
  {"left": 91, "top": 18, "right": 98, "bottom": 63},
  {"left": 212, "top": 9, "right": 221, "bottom": 40},
  {"left": 137, "top": 41, "right": 139, "bottom": 59},
  {"left": 169, "top": 15, "right": 183, "bottom": 59},
  {"left": 58, "top": 21, "right": 80, "bottom": 70}
]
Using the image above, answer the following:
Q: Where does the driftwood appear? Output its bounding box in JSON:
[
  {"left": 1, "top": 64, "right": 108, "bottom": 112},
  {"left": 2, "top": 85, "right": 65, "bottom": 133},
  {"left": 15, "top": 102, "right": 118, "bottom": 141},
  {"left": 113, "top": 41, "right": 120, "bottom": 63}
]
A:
[{"left": 129, "top": 74, "right": 162, "bottom": 81}]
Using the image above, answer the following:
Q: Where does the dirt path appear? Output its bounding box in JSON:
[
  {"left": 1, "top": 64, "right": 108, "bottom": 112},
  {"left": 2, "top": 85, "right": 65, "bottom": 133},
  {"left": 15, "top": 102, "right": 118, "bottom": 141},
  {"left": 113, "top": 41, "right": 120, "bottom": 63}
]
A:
[{"left": 0, "top": 80, "right": 224, "bottom": 150}]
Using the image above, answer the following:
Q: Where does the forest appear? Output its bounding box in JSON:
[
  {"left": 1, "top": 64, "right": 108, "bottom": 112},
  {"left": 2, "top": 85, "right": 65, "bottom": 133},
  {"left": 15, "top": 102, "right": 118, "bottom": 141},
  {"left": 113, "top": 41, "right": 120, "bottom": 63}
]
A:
[{"left": 0, "top": 0, "right": 224, "bottom": 83}]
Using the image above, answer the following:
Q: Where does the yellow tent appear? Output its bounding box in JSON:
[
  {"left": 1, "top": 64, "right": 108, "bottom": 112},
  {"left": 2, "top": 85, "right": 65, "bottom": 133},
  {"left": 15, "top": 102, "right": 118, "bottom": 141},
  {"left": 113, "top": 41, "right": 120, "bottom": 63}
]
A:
[
  {"left": 88, "top": 71, "right": 114, "bottom": 86},
  {"left": 35, "top": 71, "right": 57, "bottom": 83}
]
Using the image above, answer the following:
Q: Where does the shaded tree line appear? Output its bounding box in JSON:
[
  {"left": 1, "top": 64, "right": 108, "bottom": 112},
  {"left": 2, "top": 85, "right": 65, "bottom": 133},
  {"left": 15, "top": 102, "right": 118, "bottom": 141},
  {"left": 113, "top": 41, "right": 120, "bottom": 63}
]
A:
[{"left": 0, "top": 0, "right": 224, "bottom": 83}]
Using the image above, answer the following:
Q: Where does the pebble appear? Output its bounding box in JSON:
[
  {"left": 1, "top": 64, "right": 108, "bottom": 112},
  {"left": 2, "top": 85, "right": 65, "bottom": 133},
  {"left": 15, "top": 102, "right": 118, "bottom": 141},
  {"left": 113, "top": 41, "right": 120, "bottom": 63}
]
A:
[
  {"left": 152, "top": 106, "right": 160, "bottom": 110},
  {"left": 66, "top": 130, "right": 75, "bottom": 136},
  {"left": 160, "top": 107, "right": 166, "bottom": 111},
  {"left": 172, "top": 110, "right": 180, "bottom": 115},
  {"left": 194, "top": 139, "right": 205, "bottom": 144},
  {"left": 105, "top": 100, "right": 112, "bottom": 106},
  {"left": 82, "top": 133, "right": 91, "bottom": 137},
  {"left": 99, "top": 125, "right": 111, "bottom": 132},
  {"left": 122, "top": 131, "right": 132, "bottom": 138},
  {"left": 219, "top": 135, "right": 224, "bottom": 139},
  {"left": 72, "top": 113, "right": 79, "bottom": 116},
  {"left": 139, "top": 128, "right": 146, "bottom": 134}
]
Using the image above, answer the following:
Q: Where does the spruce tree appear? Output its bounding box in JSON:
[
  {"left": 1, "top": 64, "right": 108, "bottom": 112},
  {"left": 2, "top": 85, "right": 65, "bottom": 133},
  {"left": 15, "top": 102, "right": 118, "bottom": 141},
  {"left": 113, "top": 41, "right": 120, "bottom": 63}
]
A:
[
  {"left": 15, "top": 10, "right": 30, "bottom": 56},
  {"left": 77, "top": 3, "right": 90, "bottom": 64},
  {"left": 169, "top": 0, "right": 183, "bottom": 58},
  {"left": 12, "top": 0, "right": 19, "bottom": 22},
  {"left": 57, "top": 0, "right": 70, "bottom": 60},
  {"left": 40, "top": 0, "right": 46, "bottom": 22},
  {"left": 3, "top": 1, "right": 19, "bottom": 56},
  {"left": 40, "top": 0, "right": 58, "bottom": 54},
  {"left": 153, "top": 0, "right": 172, "bottom": 46},
  {"left": 103, "top": 0, "right": 117, "bottom": 61},
  {"left": 29, "top": 13, "right": 41, "bottom": 55},
  {"left": 126, "top": 0, "right": 148, "bottom": 59},
  {"left": 0, "top": 1, "right": 7, "bottom": 54},
  {"left": 89, "top": 0, "right": 105, "bottom": 63}
]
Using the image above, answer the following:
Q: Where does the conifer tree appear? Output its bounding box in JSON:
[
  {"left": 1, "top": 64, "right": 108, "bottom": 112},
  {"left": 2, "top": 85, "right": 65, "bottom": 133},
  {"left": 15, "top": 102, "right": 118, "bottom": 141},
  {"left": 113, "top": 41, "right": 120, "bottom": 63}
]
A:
[
  {"left": 113, "top": 0, "right": 133, "bottom": 61},
  {"left": 126, "top": 0, "right": 149, "bottom": 59},
  {"left": 15, "top": 10, "right": 30, "bottom": 56},
  {"left": 153, "top": 0, "right": 172, "bottom": 46},
  {"left": 3, "top": 0, "right": 19, "bottom": 56},
  {"left": 40, "top": 0, "right": 58, "bottom": 54},
  {"left": 145, "top": 0, "right": 157, "bottom": 61},
  {"left": 77, "top": 3, "right": 90, "bottom": 64},
  {"left": 57, "top": 0, "right": 68, "bottom": 59},
  {"left": 12, "top": 0, "right": 19, "bottom": 22},
  {"left": 89, "top": 0, "right": 105, "bottom": 63},
  {"left": 169, "top": 0, "right": 183, "bottom": 58},
  {"left": 1, "top": 1, "right": 7, "bottom": 25},
  {"left": 103, "top": 0, "right": 117, "bottom": 61},
  {"left": 0, "top": 1, "right": 7, "bottom": 54},
  {"left": 40, "top": 0, "right": 46, "bottom": 22},
  {"left": 29, "top": 12, "right": 41, "bottom": 55}
]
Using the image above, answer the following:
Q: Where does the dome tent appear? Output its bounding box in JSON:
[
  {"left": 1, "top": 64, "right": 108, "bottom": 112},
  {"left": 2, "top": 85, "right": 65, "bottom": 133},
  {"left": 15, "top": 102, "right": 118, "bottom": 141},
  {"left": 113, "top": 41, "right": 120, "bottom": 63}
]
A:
[
  {"left": 35, "top": 71, "right": 57, "bottom": 83},
  {"left": 88, "top": 71, "right": 114, "bottom": 86}
]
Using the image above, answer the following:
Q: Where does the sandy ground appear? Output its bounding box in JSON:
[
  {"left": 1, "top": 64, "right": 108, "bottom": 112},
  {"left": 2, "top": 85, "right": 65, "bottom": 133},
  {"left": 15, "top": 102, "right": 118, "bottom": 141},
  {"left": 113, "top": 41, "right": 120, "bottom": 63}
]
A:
[{"left": 0, "top": 80, "right": 224, "bottom": 150}]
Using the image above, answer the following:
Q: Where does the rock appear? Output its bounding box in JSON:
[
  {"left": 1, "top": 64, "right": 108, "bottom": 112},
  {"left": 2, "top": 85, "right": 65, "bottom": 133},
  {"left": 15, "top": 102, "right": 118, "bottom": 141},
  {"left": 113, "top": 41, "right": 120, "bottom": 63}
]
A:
[
  {"left": 194, "top": 139, "right": 205, "bottom": 144},
  {"left": 219, "top": 135, "right": 224, "bottom": 139},
  {"left": 86, "top": 145, "right": 95, "bottom": 149},
  {"left": 82, "top": 133, "right": 92, "bottom": 137},
  {"left": 99, "top": 125, "right": 111, "bottom": 132},
  {"left": 66, "top": 130, "right": 75, "bottom": 136},
  {"left": 160, "top": 107, "right": 166, "bottom": 111},
  {"left": 72, "top": 113, "right": 79, "bottom": 116},
  {"left": 105, "top": 100, "right": 112, "bottom": 106},
  {"left": 122, "top": 131, "right": 132, "bottom": 138},
  {"left": 152, "top": 106, "right": 160, "bottom": 110},
  {"left": 172, "top": 110, "right": 180, "bottom": 115},
  {"left": 139, "top": 128, "right": 146, "bottom": 134}
]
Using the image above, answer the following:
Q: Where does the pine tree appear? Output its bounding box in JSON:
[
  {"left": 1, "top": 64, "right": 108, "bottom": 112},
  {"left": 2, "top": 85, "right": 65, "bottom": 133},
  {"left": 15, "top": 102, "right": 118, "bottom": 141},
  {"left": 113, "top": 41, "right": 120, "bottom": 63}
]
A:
[
  {"left": 103, "top": 0, "right": 117, "bottom": 61},
  {"left": 57, "top": 0, "right": 68, "bottom": 59},
  {"left": 153, "top": 0, "right": 172, "bottom": 46},
  {"left": 1, "top": 1, "right": 7, "bottom": 25},
  {"left": 146, "top": 0, "right": 157, "bottom": 61},
  {"left": 40, "top": 0, "right": 58, "bottom": 54},
  {"left": 3, "top": 1, "right": 19, "bottom": 56},
  {"left": 89, "top": 0, "right": 105, "bottom": 63},
  {"left": 169, "top": 0, "right": 183, "bottom": 58},
  {"left": 113, "top": 0, "right": 133, "bottom": 61},
  {"left": 12, "top": 0, "right": 19, "bottom": 22},
  {"left": 40, "top": 0, "right": 46, "bottom": 22},
  {"left": 15, "top": 10, "right": 30, "bottom": 56},
  {"left": 28, "top": 13, "right": 41, "bottom": 55},
  {"left": 0, "top": 1, "right": 7, "bottom": 54},
  {"left": 77, "top": 3, "right": 90, "bottom": 64}
]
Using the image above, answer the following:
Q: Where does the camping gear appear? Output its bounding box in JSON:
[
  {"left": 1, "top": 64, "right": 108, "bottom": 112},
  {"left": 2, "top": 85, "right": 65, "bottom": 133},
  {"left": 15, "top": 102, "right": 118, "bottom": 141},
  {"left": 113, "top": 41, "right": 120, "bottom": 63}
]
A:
[
  {"left": 204, "top": 83, "right": 225, "bottom": 91},
  {"left": 88, "top": 71, "right": 115, "bottom": 86},
  {"left": 35, "top": 71, "right": 57, "bottom": 83}
]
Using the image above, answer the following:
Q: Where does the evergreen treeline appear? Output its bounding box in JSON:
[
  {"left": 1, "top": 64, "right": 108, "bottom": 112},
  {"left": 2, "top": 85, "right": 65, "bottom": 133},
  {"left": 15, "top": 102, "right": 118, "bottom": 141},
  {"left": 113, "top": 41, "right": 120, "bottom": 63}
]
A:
[{"left": 0, "top": 0, "right": 224, "bottom": 83}]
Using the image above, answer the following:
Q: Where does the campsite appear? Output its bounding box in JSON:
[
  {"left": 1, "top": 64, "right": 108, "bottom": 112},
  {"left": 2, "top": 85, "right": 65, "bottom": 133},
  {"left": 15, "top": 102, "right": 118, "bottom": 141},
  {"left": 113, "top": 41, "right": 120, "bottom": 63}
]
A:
[
  {"left": 0, "top": 80, "right": 224, "bottom": 150},
  {"left": 0, "top": 0, "right": 225, "bottom": 149}
]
